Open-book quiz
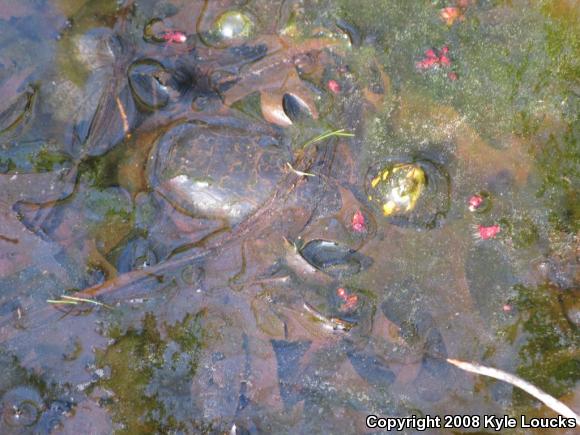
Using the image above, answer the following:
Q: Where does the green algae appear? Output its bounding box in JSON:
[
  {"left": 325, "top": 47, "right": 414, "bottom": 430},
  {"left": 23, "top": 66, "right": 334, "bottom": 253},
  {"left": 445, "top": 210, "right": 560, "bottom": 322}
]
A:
[
  {"left": 95, "top": 313, "right": 165, "bottom": 434},
  {"left": 30, "top": 148, "right": 72, "bottom": 173},
  {"left": 0, "top": 157, "right": 16, "bottom": 173},
  {"left": 510, "top": 284, "right": 579, "bottom": 401},
  {"left": 55, "top": 0, "right": 127, "bottom": 87},
  {"left": 165, "top": 311, "right": 205, "bottom": 375},
  {"left": 95, "top": 311, "right": 205, "bottom": 433},
  {"left": 0, "top": 141, "right": 72, "bottom": 174}
]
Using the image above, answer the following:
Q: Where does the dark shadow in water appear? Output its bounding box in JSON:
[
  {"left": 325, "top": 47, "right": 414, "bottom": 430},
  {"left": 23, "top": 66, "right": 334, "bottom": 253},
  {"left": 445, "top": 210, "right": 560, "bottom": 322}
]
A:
[{"left": 271, "top": 339, "right": 312, "bottom": 409}]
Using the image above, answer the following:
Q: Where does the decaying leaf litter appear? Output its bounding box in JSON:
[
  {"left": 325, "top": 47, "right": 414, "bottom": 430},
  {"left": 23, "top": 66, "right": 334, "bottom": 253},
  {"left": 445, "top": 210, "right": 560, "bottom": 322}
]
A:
[{"left": 0, "top": 0, "right": 578, "bottom": 432}]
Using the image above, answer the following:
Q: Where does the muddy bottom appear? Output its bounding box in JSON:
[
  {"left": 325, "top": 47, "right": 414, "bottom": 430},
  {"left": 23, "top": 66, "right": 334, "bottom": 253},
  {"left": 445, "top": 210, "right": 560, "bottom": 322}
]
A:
[{"left": 0, "top": 0, "right": 578, "bottom": 433}]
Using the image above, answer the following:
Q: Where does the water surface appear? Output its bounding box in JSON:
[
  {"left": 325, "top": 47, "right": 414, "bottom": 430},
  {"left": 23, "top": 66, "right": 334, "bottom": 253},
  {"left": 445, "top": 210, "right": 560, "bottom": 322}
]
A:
[{"left": 0, "top": 0, "right": 578, "bottom": 433}]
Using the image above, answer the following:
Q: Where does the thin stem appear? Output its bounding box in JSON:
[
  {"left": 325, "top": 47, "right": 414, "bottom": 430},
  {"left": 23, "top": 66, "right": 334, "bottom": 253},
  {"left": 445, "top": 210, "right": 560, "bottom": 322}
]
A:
[
  {"left": 301, "top": 128, "right": 354, "bottom": 149},
  {"left": 61, "top": 295, "right": 111, "bottom": 308}
]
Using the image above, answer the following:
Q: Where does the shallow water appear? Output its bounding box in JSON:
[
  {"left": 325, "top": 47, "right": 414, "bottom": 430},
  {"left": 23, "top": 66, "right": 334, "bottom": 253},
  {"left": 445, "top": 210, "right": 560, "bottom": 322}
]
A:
[{"left": 0, "top": 0, "right": 578, "bottom": 433}]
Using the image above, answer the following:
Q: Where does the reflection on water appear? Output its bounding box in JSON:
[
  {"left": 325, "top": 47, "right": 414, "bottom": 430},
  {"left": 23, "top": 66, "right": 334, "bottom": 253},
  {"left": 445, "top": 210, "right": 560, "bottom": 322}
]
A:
[{"left": 0, "top": 0, "right": 578, "bottom": 432}]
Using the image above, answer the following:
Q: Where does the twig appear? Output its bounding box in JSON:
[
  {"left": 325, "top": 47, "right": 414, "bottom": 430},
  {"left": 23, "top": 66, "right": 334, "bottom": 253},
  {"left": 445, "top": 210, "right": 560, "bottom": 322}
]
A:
[
  {"left": 446, "top": 358, "right": 580, "bottom": 424},
  {"left": 115, "top": 96, "right": 131, "bottom": 138}
]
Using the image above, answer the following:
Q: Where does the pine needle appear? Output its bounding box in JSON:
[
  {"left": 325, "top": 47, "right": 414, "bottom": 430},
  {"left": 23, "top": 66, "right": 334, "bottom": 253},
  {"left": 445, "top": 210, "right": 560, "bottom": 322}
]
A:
[
  {"left": 46, "top": 299, "right": 79, "bottom": 305},
  {"left": 301, "top": 128, "right": 354, "bottom": 149},
  {"left": 61, "top": 295, "right": 111, "bottom": 308},
  {"left": 286, "top": 162, "right": 316, "bottom": 177},
  {"left": 446, "top": 358, "right": 580, "bottom": 424},
  {"left": 47, "top": 295, "right": 112, "bottom": 309}
]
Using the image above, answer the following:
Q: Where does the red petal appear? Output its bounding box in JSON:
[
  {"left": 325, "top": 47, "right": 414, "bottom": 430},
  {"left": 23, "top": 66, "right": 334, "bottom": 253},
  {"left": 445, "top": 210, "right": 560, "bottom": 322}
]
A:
[
  {"left": 478, "top": 224, "right": 501, "bottom": 240},
  {"left": 351, "top": 210, "right": 366, "bottom": 232},
  {"left": 439, "top": 55, "right": 451, "bottom": 66},
  {"left": 327, "top": 79, "right": 341, "bottom": 94}
]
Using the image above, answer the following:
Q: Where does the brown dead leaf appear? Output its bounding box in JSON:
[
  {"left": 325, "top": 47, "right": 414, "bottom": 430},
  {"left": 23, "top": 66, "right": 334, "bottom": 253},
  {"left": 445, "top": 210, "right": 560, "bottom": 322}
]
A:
[{"left": 0, "top": 170, "right": 76, "bottom": 279}]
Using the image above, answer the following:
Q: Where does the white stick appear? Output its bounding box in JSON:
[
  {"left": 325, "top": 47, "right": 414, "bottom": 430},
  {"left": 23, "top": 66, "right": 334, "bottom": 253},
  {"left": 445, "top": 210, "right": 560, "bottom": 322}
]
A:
[{"left": 446, "top": 358, "right": 580, "bottom": 425}]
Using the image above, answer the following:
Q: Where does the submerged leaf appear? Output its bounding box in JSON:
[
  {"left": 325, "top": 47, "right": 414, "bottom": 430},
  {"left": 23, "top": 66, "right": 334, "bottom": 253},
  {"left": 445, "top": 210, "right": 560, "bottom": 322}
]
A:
[{"left": 299, "top": 239, "right": 373, "bottom": 278}]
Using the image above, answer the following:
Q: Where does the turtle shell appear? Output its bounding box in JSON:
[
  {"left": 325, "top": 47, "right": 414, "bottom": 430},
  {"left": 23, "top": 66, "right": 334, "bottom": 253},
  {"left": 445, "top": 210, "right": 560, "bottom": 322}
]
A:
[
  {"left": 147, "top": 120, "right": 289, "bottom": 224},
  {"left": 365, "top": 157, "right": 450, "bottom": 228}
]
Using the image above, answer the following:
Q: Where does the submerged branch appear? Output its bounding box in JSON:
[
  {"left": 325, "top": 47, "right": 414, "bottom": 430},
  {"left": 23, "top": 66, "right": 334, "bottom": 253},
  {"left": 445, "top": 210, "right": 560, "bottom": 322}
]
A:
[
  {"left": 446, "top": 358, "right": 580, "bottom": 424},
  {"left": 303, "top": 302, "right": 355, "bottom": 332}
]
